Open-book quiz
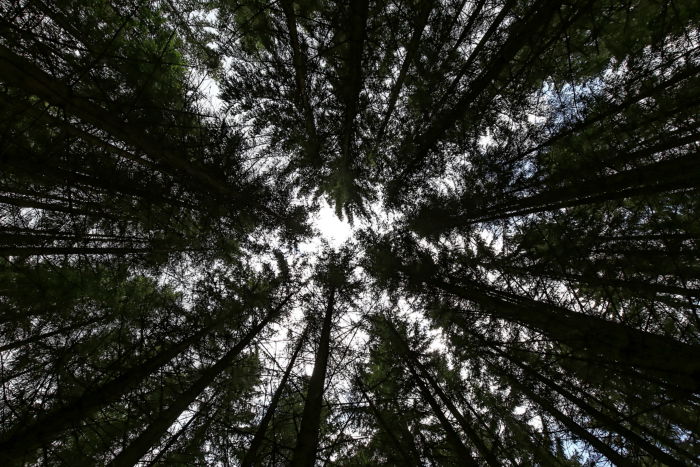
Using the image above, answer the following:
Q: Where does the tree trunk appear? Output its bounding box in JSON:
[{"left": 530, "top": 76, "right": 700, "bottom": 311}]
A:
[
  {"left": 442, "top": 152, "right": 700, "bottom": 227},
  {"left": 280, "top": 0, "right": 321, "bottom": 164},
  {"left": 373, "top": 0, "right": 432, "bottom": 146},
  {"left": 357, "top": 379, "right": 418, "bottom": 466},
  {"left": 417, "top": 273, "right": 700, "bottom": 392},
  {"left": 406, "top": 0, "right": 564, "bottom": 176},
  {"left": 339, "top": 0, "right": 369, "bottom": 169},
  {"left": 291, "top": 286, "right": 336, "bottom": 467},
  {"left": 0, "top": 43, "right": 230, "bottom": 197},
  {"left": 241, "top": 324, "right": 309, "bottom": 467},
  {"left": 108, "top": 298, "right": 289, "bottom": 467},
  {"left": 429, "top": 0, "right": 515, "bottom": 119},
  {"left": 409, "top": 365, "right": 478, "bottom": 465},
  {"left": 494, "top": 347, "right": 685, "bottom": 466},
  {"left": 488, "top": 357, "right": 630, "bottom": 466},
  {"left": 0, "top": 315, "right": 106, "bottom": 352},
  {"left": 386, "top": 320, "right": 499, "bottom": 466},
  {"left": 0, "top": 305, "right": 242, "bottom": 464}
]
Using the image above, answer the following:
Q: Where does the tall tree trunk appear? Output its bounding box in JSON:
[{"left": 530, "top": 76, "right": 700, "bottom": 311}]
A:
[
  {"left": 291, "top": 286, "right": 336, "bottom": 467},
  {"left": 487, "top": 357, "right": 631, "bottom": 466},
  {"left": 373, "top": 0, "right": 432, "bottom": 146},
  {"left": 241, "top": 324, "right": 309, "bottom": 467},
  {"left": 339, "top": 0, "right": 369, "bottom": 170},
  {"left": 521, "top": 62, "right": 700, "bottom": 161},
  {"left": 144, "top": 409, "right": 200, "bottom": 466},
  {"left": 437, "top": 152, "right": 700, "bottom": 228},
  {"left": 409, "top": 365, "right": 478, "bottom": 465},
  {"left": 357, "top": 379, "right": 418, "bottom": 466},
  {"left": 108, "top": 297, "right": 290, "bottom": 467},
  {"left": 417, "top": 272, "right": 700, "bottom": 392},
  {"left": 385, "top": 320, "right": 499, "bottom": 466},
  {"left": 0, "top": 315, "right": 106, "bottom": 352},
  {"left": 499, "top": 349, "right": 687, "bottom": 466},
  {"left": 280, "top": 0, "right": 321, "bottom": 164},
  {"left": 499, "top": 263, "right": 700, "bottom": 299},
  {"left": 0, "top": 305, "right": 244, "bottom": 464},
  {"left": 398, "top": 0, "right": 564, "bottom": 186},
  {"left": 0, "top": 43, "right": 229, "bottom": 196},
  {"left": 429, "top": 0, "right": 515, "bottom": 120}
]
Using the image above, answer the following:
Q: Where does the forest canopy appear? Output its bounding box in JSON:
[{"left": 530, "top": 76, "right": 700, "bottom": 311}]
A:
[{"left": 1, "top": 0, "right": 699, "bottom": 465}]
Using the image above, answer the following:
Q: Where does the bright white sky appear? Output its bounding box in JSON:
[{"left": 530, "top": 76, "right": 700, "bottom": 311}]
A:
[{"left": 314, "top": 201, "right": 353, "bottom": 247}]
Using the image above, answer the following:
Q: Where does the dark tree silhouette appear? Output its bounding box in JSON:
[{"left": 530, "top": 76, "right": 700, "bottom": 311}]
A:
[{"left": 1, "top": 0, "right": 699, "bottom": 465}]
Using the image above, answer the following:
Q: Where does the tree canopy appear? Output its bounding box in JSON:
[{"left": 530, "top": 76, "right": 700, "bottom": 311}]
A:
[{"left": 1, "top": 0, "right": 699, "bottom": 465}]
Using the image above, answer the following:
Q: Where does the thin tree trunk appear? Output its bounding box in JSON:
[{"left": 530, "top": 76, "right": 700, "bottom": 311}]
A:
[
  {"left": 339, "top": 0, "right": 369, "bottom": 169},
  {"left": 488, "top": 358, "right": 631, "bottom": 466},
  {"left": 291, "top": 286, "right": 336, "bottom": 467},
  {"left": 0, "top": 246, "right": 158, "bottom": 256},
  {"left": 373, "top": 0, "right": 432, "bottom": 146},
  {"left": 501, "top": 263, "right": 700, "bottom": 299},
  {"left": 241, "top": 324, "right": 309, "bottom": 467},
  {"left": 521, "top": 62, "right": 700, "bottom": 161},
  {"left": 409, "top": 365, "right": 478, "bottom": 465},
  {"left": 0, "top": 307, "right": 239, "bottom": 464},
  {"left": 0, "top": 315, "right": 106, "bottom": 352},
  {"left": 408, "top": 0, "right": 564, "bottom": 171},
  {"left": 280, "top": 0, "right": 321, "bottom": 164},
  {"left": 0, "top": 44, "right": 229, "bottom": 196},
  {"left": 499, "top": 349, "right": 686, "bottom": 466},
  {"left": 357, "top": 379, "right": 418, "bottom": 466},
  {"left": 108, "top": 297, "right": 290, "bottom": 467},
  {"left": 429, "top": 0, "right": 515, "bottom": 120},
  {"left": 439, "top": 152, "right": 700, "bottom": 228},
  {"left": 413, "top": 272, "right": 700, "bottom": 391},
  {"left": 385, "top": 320, "right": 499, "bottom": 466}
]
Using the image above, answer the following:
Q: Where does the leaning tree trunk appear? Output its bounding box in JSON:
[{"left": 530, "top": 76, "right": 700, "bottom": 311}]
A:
[
  {"left": 0, "top": 304, "right": 244, "bottom": 464},
  {"left": 279, "top": 0, "right": 321, "bottom": 163},
  {"left": 357, "top": 379, "right": 418, "bottom": 466},
  {"left": 291, "top": 286, "right": 336, "bottom": 467},
  {"left": 386, "top": 320, "right": 499, "bottom": 466},
  {"left": 241, "top": 324, "right": 309, "bottom": 467},
  {"left": 108, "top": 296, "right": 291, "bottom": 467},
  {"left": 416, "top": 272, "right": 700, "bottom": 392},
  {"left": 493, "top": 346, "right": 686, "bottom": 466},
  {"left": 486, "top": 356, "right": 630, "bottom": 466},
  {"left": 408, "top": 364, "right": 477, "bottom": 465}
]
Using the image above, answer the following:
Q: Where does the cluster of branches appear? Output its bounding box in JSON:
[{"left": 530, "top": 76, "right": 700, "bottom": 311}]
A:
[{"left": 1, "top": 0, "right": 699, "bottom": 465}]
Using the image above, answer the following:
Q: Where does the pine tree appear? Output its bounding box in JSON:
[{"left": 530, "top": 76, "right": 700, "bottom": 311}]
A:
[{"left": 2, "top": 0, "right": 699, "bottom": 464}]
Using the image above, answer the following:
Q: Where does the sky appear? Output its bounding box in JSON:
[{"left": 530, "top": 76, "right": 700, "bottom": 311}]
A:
[
  {"left": 314, "top": 201, "right": 353, "bottom": 247},
  {"left": 296, "top": 200, "right": 355, "bottom": 256}
]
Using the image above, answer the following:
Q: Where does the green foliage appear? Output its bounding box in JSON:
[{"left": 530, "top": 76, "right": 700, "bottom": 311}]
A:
[{"left": 1, "top": 0, "right": 699, "bottom": 465}]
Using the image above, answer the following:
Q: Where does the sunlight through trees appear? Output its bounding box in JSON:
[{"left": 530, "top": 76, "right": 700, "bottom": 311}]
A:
[{"left": 1, "top": 0, "right": 699, "bottom": 464}]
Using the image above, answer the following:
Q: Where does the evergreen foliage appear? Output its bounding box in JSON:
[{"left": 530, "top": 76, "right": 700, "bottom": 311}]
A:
[{"left": 1, "top": 0, "right": 698, "bottom": 464}]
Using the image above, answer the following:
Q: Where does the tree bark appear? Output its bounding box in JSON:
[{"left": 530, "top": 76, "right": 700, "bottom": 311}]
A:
[
  {"left": 414, "top": 272, "right": 700, "bottom": 392},
  {"left": 357, "top": 378, "right": 419, "bottom": 466},
  {"left": 373, "top": 0, "right": 432, "bottom": 146},
  {"left": 440, "top": 152, "right": 700, "bottom": 228},
  {"left": 0, "top": 315, "right": 106, "bottom": 352},
  {"left": 241, "top": 324, "right": 309, "bottom": 467},
  {"left": 488, "top": 357, "right": 631, "bottom": 466},
  {"left": 0, "top": 304, "right": 243, "bottom": 464},
  {"left": 409, "top": 365, "right": 478, "bottom": 465},
  {"left": 498, "top": 349, "right": 686, "bottom": 466},
  {"left": 385, "top": 320, "right": 499, "bottom": 466},
  {"left": 108, "top": 297, "right": 290, "bottom": 467},
  {"left": 338, "top": 0, "right": 369, "bottom": 170},
  {"left": 280, "top": 0, "right": 321, "bottom": 165},
  {"left": 291, "top": 286, "right": 336, "bottom": 467},
  {"left": 0, "top": 44, "right": 230, "bottom": 197}
]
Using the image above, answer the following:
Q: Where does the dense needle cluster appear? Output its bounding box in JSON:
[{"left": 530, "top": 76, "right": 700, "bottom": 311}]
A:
[{"left": 1, "top": 0, "right": 699, "bottom": 465}]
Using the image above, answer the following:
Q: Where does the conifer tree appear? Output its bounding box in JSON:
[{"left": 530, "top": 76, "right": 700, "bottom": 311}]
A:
[{"left": 1, "top": 0, "right": 699, "bottom": 464}]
